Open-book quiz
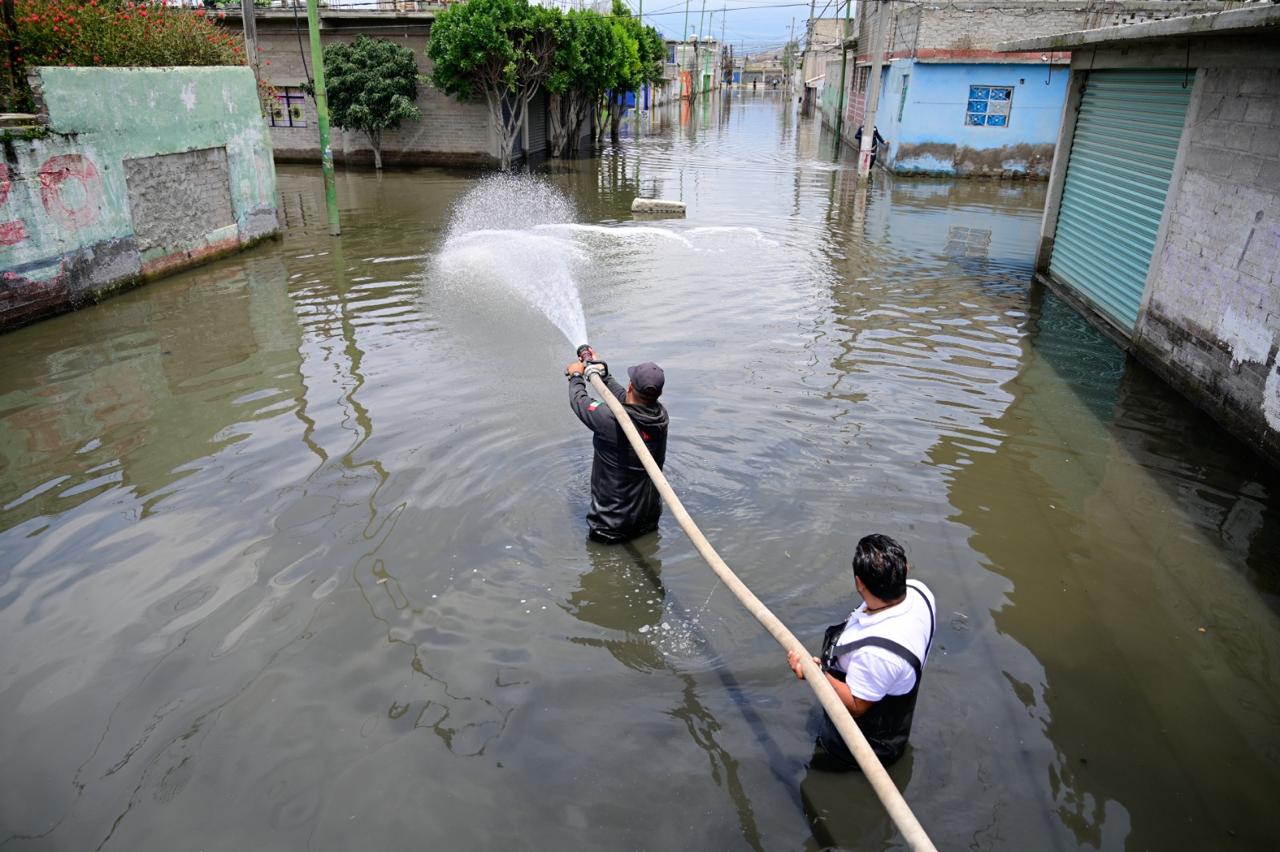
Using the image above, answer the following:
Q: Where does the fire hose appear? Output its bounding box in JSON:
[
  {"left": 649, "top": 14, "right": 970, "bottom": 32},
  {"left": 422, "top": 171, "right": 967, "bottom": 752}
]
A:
[{"left": 582, "top": 365, "right": 938, "bottom": 852}]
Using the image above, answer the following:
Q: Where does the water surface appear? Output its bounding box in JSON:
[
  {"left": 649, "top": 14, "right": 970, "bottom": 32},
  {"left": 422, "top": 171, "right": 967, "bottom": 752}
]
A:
[{"left": 3, "top": 92, "right": 1279, "bottom": 851}]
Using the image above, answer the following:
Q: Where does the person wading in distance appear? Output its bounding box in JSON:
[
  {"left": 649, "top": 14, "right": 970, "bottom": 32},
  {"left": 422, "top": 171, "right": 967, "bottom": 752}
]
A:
[
  {"left": 787, "top": 533, "right": 936, "bottom": 767},
  {"left": 566, "top": 350, "right": 669, "bottom": 543}
]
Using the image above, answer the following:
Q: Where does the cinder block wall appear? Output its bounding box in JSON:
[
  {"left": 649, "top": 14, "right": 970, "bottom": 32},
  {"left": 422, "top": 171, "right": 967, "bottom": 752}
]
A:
[
  {"left": 1135, "top": 57, "right": 1280, "bottom": 463},
  {"left": 858, "top": 1, "right": 1228, "bottom": 57},
  {"left": 0, "top": 67, "right": 280, "bottom": 331},
  {"left": 254, "top": 23, "right": 497, "bottom": 167}
]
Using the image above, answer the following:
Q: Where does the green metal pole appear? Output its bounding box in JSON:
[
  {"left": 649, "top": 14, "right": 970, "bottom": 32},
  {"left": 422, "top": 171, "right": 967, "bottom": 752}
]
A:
[
  {"left": 305, "top": 0, "right": 340, "bottom": 236},
  {"left": 834, "top": 0, "right": 851, "bottom": 145}
]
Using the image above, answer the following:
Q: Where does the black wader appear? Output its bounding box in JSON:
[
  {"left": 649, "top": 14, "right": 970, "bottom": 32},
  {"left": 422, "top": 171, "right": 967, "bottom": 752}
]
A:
[
  {"left": 818, "top": 585, "right": 935, "bottom": 767},
  {"left": 568, "top": 374, "right": 669, "bottom": 543}
]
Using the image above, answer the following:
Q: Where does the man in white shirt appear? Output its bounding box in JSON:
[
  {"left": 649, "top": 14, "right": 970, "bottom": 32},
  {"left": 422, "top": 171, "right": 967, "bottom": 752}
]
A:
[{"left": 787, "top": 534, "right": 936, "bottom": 767}]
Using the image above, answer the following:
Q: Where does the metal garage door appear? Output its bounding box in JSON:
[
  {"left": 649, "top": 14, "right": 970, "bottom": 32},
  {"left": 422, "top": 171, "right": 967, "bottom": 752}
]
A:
[{"left": 1049, "top": 70, "right": 1191, "bottom": 332}]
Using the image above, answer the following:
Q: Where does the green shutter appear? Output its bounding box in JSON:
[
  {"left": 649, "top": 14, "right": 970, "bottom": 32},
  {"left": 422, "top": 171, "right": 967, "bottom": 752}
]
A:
[{"left": 1050, "top": 70, "right": 1191, "bottom": 332}]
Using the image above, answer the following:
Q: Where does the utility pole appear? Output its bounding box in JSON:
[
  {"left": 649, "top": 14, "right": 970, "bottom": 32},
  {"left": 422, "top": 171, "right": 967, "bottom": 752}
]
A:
[
  {"left": 2, "top": 0, "right": 21, "bottom": 107},
  {"left": 858, "top": 0, "right": 889, "bottom": 180},
  {"left": 682, "top": 0, "right": 691, "bottom": 101},
  {"left": 637, "top": 0, "right": 644, "bottom": 115},
  {"left": 305, "top": 0, "right": 341, "bottom": 236},
  {"left": 721, "top": 4, "right": 726, "bottom": 87},
  {"left": 789, "top": 17, "right": 796, "bottom": 92},
  {"left": 240, "top": 0, "right": 261, "bottom": 89},
  {"left": 697, "top": 0, "right": 707, "bottom": 96},
  {"left": 833, "top": 0, "right": 852, "bottom": 143}
]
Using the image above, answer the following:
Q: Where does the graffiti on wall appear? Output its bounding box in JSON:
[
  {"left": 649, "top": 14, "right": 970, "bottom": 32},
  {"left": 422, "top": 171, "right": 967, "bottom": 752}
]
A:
[{"left": 0, "top": 154, "right": 104, "bottom": 253}]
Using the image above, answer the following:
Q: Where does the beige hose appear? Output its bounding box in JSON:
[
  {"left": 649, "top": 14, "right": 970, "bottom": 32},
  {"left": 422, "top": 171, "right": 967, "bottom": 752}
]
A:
[{"left": 586, "top": 373, "right": 938, "bottom": 852}]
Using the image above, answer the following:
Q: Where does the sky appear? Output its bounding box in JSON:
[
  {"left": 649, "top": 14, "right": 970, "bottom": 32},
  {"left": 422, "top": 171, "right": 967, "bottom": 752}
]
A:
[{"left": 620, "top": 0, "right": 852, "bottom": 56}]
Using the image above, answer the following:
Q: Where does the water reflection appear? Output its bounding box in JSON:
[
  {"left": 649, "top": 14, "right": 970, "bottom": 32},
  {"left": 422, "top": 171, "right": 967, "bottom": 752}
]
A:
[
  {"left": 565, "top": 537, "right": 766, "bottom": 850},
  {"left": 936, "top": 286, "right": 1280, "bottom": 849},
  {"left": 2, "top": 92, "right": 1278, "bottom": 851}
]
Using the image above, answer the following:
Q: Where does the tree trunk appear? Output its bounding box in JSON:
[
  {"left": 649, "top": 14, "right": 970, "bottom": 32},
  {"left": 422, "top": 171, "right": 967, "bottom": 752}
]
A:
[
  {"left": 369, "top": 129, "right": 383, "bottom": 170},
  {"left": 548, "top": 93, "right": 570, "bottom": 158},
  {"left": 485, "top": 91, "right": 519, "bottom": 171},
  {"left": 609, "top": 92, "right": 621, "bottom": 143},
  {"left": 567, "top": 92, "right": 589, "bottom": 156}
]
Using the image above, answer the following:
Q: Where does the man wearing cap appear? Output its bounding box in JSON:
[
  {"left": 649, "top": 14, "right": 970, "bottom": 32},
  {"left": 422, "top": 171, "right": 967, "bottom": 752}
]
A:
[{"left": 566, "top": 352, "right": 669, "bottom": 543}]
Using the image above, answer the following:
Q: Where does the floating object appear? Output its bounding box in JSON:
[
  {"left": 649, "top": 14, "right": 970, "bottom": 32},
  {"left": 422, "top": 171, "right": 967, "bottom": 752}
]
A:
[{"left": 631, "top": 197, "right": 687, "bottom": 216}]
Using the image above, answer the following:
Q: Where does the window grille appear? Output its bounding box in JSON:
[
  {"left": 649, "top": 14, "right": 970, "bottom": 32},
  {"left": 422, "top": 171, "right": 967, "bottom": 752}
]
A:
[{"left": 965, "top": 85, "right": 1012, "bottom": 127}]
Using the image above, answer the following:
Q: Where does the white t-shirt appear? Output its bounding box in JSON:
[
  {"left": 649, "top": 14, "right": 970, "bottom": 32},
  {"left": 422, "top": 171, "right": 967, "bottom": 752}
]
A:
[{"left": 834, "top": 579, "right": 936, "bottom": 703}]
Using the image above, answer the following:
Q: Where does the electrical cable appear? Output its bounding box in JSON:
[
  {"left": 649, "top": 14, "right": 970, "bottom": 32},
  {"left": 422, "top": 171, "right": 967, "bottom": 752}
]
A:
[{"left": 289, "top": 0, "right": 311, "bottom": 90}]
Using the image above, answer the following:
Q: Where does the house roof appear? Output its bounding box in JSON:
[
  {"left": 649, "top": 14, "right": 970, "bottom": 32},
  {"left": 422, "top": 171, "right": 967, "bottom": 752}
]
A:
[{"left": 996, "top": 4, "right": 1280, "bottom": 52}]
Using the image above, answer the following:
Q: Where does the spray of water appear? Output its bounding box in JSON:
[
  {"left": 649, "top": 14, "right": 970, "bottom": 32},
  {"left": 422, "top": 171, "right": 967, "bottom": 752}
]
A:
[{"left": 434, "top": 174, "right": 590, "bottom": 346}]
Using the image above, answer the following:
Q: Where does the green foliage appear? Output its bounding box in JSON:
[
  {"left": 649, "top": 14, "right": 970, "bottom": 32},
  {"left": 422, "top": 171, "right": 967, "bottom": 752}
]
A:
[
  {"left": 1, "top": 0, "right": 244, "bottom": 112},
  {"left": 427, "top": 0, "right": 665, "bottom": 164},
  {"left": 606, "top": 0, "right": 664, "bottom": 90},
  {"left": 547, "top": 8, "right": 621, "bottom": 100},
  {"left": 428, "top": 0, "right": 554, "bottom": 101},
  {"left": 427, "top": 0, "right": 560, "bottom": 168},
  {"left": 321, "top": 36, "right": 421, "bottom": 135}
]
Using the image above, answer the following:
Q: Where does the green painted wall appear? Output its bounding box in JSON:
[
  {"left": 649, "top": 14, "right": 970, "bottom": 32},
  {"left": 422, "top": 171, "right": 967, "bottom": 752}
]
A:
[{"left": 1, "top": 66, "right": 279, "bottom": 329}]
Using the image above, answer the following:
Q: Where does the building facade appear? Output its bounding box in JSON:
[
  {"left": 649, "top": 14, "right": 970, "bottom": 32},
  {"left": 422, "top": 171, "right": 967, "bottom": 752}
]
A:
[
  {"left": 839, "top": 0, "right": 1227, "bottom": 176},
  {"left": 659, "top": 38, "right": 723, "bottom": 104},
  {"left": 224, "top": 9, "right": 574, "bottom": 167},
  {"left": 801, "top": 17, "right": 849, "bottom": 114},
  {"left": 1001, "top": 5, "right": 1280, "bottom": 464}
]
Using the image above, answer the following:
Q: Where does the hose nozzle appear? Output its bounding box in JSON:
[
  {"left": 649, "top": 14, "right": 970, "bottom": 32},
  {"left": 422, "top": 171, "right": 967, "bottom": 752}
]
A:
[{"left": 576, "top": 344, "right": 593, "bottom": 362}]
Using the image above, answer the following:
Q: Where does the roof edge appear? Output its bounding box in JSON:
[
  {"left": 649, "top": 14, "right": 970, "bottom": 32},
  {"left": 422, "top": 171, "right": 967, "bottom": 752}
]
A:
[{"left": 996, "top": 4, "right": 1280, "bottom": 52}]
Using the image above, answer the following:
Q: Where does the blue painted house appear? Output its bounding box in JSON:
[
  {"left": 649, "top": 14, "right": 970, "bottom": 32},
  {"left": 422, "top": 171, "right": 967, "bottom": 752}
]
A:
[
  {"left": 848, "top": 0, "right": 1226, "bottom": 177},
  {"left": 875, "top": 59, "right": 1070, "bottom": 177}
]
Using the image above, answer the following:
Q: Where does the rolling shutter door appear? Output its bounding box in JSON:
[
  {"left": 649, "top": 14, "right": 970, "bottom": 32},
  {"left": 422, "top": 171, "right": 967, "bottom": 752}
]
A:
[{"left": 1049, "top": 70, "right": 1191, "bottom": 332}]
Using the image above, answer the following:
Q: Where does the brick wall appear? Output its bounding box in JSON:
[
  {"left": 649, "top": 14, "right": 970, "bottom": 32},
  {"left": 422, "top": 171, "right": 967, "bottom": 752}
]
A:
[
  {"left": 858, "top": 1, "right": 1228, "bottom": 59},
  {"left": 1136, "top": 57, "right": 1280, "bottom": 464},
  {"left": 254, "top": 23, "right": 497, "bottom": 166},
  {"left": 124, "top": 148, "right": 235, "bottom": 257}
]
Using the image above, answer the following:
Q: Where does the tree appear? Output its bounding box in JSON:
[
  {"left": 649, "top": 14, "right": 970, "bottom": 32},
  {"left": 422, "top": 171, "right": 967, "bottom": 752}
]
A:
[
  {"left": 546, "top": 9, "right": 622, "bottom": 158},
  {"left": 316, "top": 36, "right": 421, "bottom": 170},
  {"left": 602, "top": 0, "right": 663, "bottom": 143},
  {"left": 428, "top": 0, "right": 560, "bottom": 171}
]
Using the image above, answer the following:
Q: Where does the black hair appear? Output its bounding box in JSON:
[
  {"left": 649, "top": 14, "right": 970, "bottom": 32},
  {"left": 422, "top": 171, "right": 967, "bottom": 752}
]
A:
[{"left": 852, "top": 534, "right": 909, "bottom": 600}]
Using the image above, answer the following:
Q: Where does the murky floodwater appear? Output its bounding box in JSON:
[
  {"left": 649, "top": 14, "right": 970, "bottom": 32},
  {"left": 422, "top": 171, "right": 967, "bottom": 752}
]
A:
[{"left": 3, "top": 92, "right": 1279, "bottom": 851}]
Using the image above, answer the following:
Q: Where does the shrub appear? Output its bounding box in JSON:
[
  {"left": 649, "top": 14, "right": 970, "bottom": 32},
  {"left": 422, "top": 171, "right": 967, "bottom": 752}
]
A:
[
  {"left": 314, "top": 36, "right": 420, "bottom": 170},
  {"left": 1, "top": 0, "right": 245, "bottom": 111}
]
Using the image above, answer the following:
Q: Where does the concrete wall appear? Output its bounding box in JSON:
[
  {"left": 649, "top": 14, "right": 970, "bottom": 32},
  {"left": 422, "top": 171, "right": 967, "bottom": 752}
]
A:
[
  {"left": 881, "top": 61, "right": 1070, "bottom": 176},
  {"left": 0, "top": 66, "right": 279, "bottom": 331},
  {"left": 1035, "top": 34, "right": 1280, "bottom": 465},
  {"left": 819, "top": 57, "right": 845, "bottom": 129},
  {"left": 242, "top": 16, "right": 497, "bottom": 167},
  {"left": 1137, "top": 57, "right": 1280, "bottom": 464},
  {"left": 858, "top": 0, "right": 1228, "bottom": 59}
]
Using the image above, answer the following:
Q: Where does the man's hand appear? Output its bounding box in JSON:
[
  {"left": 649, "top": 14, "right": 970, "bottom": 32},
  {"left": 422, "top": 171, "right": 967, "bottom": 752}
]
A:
[
  {"left": 565, "top": 361, "right": 585, "bottom": 377},
  {"left": 787, "top": 648, "right": 819, "bottom": 680}
]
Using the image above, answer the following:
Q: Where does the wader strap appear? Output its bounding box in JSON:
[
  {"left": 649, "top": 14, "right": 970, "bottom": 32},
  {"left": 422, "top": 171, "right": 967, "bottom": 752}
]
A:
[
  {"left": 833, "top": 636, "right": 922, "bottom": 686},
  {"left": 908, "top": 583, "right": 936, "bottom": 660}
]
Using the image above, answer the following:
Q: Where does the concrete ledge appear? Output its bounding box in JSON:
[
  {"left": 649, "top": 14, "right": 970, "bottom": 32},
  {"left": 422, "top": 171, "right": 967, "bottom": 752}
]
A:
[{"left": 998, "top": 5, "right": 1280, "bottom": 52}]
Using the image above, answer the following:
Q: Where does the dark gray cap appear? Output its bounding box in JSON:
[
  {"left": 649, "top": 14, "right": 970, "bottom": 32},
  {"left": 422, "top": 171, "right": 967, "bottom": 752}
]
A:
[{"left": 626, "top": 362, "right": 665, "bottom": 399}]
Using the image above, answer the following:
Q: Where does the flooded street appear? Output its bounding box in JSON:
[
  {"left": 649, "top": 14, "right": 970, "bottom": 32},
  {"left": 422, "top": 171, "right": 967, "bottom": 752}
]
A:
[{"left": 3, "top": 92, "right": 1279, "bottom": 850}]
